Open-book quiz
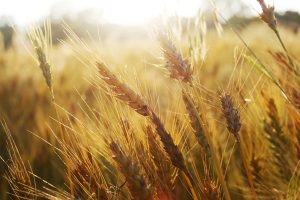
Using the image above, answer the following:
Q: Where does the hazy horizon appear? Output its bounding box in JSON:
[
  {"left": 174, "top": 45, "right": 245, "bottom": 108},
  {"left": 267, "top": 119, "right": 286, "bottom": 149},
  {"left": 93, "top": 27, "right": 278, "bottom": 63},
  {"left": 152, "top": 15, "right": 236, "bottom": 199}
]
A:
[{"left": 1, "top": 0, "right": 300, "bottom": 26}]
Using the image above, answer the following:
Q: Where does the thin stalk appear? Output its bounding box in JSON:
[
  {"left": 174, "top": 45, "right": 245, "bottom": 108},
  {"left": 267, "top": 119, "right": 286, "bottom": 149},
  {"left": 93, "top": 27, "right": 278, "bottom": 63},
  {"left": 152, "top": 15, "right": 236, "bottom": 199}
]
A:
[
  {"left": 213, "top": 6, "right": 299, "bottom": 111},
  {"left": 274, "top": 29, "right": 299, "bottom": 76},
  {"left": 181, "top": 170, "right": 202, "bottom": 200},
  {"left": 195, "top": 95, "right": 231, "bottom": 200},
  {"left": 234, "top": 29, "right": 300, "bottom": 112},
  {"left": 52, "top": 98, "right": 74, "bottom": 199},
  {"left": 207, "top": 137, "right": 231, "bottom": 200},
  {"left": 236, "top": 137, "right": 257, "bottom": 200}
]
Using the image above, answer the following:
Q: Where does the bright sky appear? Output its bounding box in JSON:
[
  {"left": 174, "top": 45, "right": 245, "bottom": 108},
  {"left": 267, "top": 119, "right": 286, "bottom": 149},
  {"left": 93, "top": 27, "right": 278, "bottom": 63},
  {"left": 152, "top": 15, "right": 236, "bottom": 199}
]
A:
[{"left": 0, "top": 0, "right": 299, "bottom": 25}]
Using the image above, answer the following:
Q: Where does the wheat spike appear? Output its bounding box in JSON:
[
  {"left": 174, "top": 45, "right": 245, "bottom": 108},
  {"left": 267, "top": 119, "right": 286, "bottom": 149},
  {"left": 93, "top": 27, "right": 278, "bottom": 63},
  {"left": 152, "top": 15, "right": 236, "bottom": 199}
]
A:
[
  {"left": 159, "top": 33, "right": 193, "bottom": 83},
  {"left": 97, "top": 61, "right": 150, "bottom": 116},
  {"left": 96, "top": 61, "right": 186, "bottom": 172},
  {"left": 264, "top": 98, "right": 291, "bottom": 181},
  {"left": 220, "top": 93, "right": 241, "bottom": 141},
  {"left": 28, "top": 21, "right": 54, "bottom": 100},
  {"left": 110, "top": 141, "right": 152, "bottom": 200},
  {"left": 145, "top": 126, "right": 174, "bottom": 197},
  {"left": 182, "top": 90, "right": 211, "bottom": 158},
  {"left": 257, "top": 0, "right": 277, "bottom": 31}
]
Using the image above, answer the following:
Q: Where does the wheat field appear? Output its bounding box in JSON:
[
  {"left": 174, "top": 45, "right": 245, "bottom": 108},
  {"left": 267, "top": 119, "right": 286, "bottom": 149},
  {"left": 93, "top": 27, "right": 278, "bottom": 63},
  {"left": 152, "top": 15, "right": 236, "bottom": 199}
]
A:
[{"left": 0, "top": 1, "right": 300, "bottom": 199}]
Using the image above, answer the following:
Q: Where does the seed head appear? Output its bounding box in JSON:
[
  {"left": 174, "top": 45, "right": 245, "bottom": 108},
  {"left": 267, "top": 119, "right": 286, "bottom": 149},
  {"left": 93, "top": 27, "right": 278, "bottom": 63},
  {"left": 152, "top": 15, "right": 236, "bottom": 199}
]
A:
[
  {"left": 34, "top": 43, "right": 53, "bottom": 92},
  {"left": 110, "top": 141, "right": 152, "bottom": 200},
  {"left": 257, "top": 0, "right": 277, "bottom": 31},
  {"left": 220, "top": 93, "right": 241, "bottom": 140},
  {"left": 97, "top": 61, "right": 150, "bottom": 116},
  {"left": 28, "top": 22, "right": 54, "bottom": 100},
  {"left": 159, "top": 33, "right": 193, "bottom": 83}
]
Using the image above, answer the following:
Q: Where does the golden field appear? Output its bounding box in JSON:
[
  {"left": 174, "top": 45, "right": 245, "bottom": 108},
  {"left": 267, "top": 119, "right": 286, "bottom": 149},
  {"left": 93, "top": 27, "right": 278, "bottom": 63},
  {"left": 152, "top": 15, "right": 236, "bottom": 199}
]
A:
[{"left": 0, "top": 8, "right": 299, "bottom": 200}]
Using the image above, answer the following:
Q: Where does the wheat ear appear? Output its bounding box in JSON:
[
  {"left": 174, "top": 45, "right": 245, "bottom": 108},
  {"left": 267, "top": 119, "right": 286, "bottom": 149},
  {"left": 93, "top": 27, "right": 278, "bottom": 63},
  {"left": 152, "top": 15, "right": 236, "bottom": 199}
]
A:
[
  {"left": 159, "top": 33, "right": 193, "bottom": 83},
  {"left": 110, "top": 141, "right": 152, "bottom": 200},
  {"left": 182, "top": 90, "right": 211, "bottom": 159}
]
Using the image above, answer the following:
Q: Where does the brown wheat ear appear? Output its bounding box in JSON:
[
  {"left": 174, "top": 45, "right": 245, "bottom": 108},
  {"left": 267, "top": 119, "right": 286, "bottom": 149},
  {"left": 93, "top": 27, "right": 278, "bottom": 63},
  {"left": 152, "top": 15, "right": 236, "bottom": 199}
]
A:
[
  {"left": 28, "top": 22, "right": 54, "bottom": 100},
  {"left": 220, "top": 93, "right": 241, "bottom": 142},
  {"left": 32, "top": 40, "right": 54, "bottom": 100},
  {"left": 97, "top": 61, "right": 150, "bottom": 116},
  {"left": 145, "top": 126, "right": 174, "bottom": 197},
  {"left": 109, "top": 141, "right": 152, "bottom": 200},
  {"left": 159, "top": 33, "right": 193, "bottom": 83},
  {"left": 72, "top": 151, "right": 109, "bottom": 200},
  {"left": 96, "top": 61, "right": 185, "bottom": 172},
  {"left": 257, "top": 0, "right": 277, "bottom": 31},
  {"left": 264, "top": 98, "right": 291, "bottom": 180},
  {"left": 182, "top": 90, "right": 211, "bottom": 159},
  {"left": 256, "top": 0, "right": 298, "bottom": 74}
]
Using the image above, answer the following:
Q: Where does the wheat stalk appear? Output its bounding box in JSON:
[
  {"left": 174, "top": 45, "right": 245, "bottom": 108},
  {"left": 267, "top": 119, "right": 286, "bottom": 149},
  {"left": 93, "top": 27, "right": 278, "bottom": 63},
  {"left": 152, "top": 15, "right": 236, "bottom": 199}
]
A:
[
  {"left": 220, "top": 93, "right": 258, "bottom": 200},
  {"left": 256, "top": 0, "right": 298, "bottom": 75},
  {"left": 1, "top": 122, "right": 35, "bottom": 199},
  {"left": 28, "top": 21, "right": 75, "bottom": 197}
]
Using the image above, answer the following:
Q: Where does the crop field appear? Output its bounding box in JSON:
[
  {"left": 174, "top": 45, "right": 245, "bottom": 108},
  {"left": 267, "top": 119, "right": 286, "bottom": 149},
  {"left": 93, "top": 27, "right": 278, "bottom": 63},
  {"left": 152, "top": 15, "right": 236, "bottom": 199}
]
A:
[{"left": 0, "top": 1, "right": 299, "bottom": 199}]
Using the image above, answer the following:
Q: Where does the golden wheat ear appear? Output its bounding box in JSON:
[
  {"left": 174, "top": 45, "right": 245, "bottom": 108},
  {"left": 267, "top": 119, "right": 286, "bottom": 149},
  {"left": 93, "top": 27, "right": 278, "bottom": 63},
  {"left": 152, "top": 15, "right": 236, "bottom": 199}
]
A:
[
  {"left": 182, "top": 90, "right": 211, "bottom": 159},
  {"left": 28, "top": 20, "right": 54, "bottom": 100},
  {"left": 96, "top": 61, "right": 184, "bottom": 171},
  {"left": 96, "top": 61, "right": 151, "bottom": 116}
]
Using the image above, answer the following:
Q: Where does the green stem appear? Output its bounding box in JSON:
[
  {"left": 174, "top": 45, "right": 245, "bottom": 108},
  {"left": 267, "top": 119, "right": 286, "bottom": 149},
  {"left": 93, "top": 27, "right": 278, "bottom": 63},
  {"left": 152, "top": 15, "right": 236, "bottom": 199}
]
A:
[
  {"left": 234, "top": 29, "right": 300, "bottom": 112},
  {"left": 274, "top": 29, "right": 299, "bottom": 76}
]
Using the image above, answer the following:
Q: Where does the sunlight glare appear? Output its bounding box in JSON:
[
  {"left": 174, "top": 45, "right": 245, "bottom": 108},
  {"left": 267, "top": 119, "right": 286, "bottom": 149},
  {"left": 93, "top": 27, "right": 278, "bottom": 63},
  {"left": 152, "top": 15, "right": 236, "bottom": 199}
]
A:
[{"left": 0, "top": 0, "right": 299, "bottom": 25}]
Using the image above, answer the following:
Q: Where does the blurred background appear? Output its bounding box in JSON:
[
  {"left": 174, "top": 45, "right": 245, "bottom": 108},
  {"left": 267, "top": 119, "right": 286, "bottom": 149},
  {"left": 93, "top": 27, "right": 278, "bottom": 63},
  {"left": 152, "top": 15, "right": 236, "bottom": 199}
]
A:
[
  {"left": 1, "top": 0, "right": 300, "bottom": 50},
  {"left": 1, "top": 0, "right": 300, "bottom": 26},
  {"left": 0, "top": 0, "right": 300, "bottom": 199}
]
